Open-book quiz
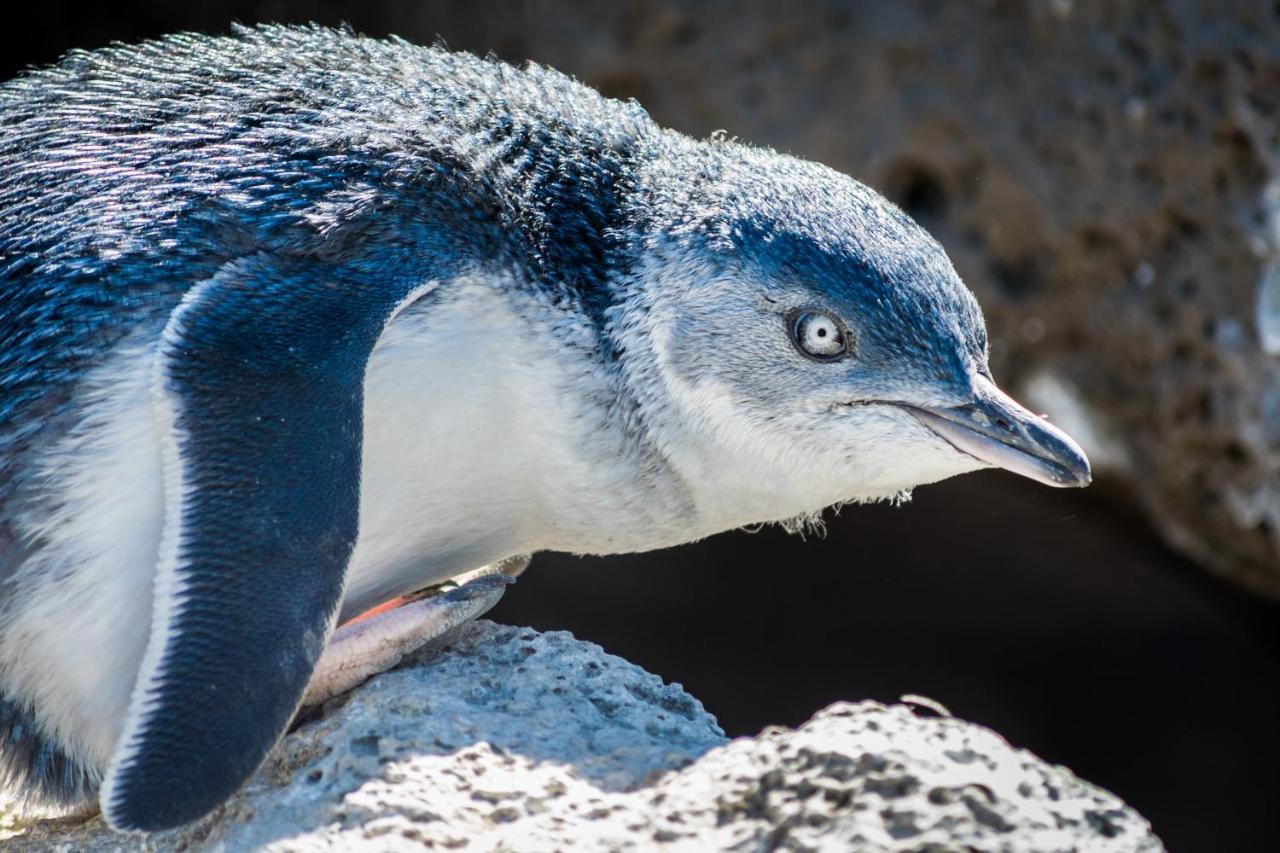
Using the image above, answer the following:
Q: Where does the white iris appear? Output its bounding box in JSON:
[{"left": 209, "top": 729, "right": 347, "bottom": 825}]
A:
[{"left": 794, "top": 311, "right": 845, "bottom": 358}]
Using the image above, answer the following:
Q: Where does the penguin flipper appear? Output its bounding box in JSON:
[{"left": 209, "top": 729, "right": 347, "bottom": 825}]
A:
[{"left": 102, "top": 255, "right": 434, "bottom": 832}]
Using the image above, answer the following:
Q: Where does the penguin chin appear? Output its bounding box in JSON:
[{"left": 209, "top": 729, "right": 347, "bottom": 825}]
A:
[
  {"left": 812, "top": 401, "right": 991, "bottom": 501},
  {"left": 649, "top": 381, "right": 986, "bottom": 532}
]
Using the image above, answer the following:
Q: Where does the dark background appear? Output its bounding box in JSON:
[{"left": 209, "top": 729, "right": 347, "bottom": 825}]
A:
[{"left": 10, "top": 5, "right": 1280, "bottom": 850}]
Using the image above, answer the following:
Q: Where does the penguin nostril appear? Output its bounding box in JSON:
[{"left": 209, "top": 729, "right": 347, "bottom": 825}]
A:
[{"left": 996, "top": 418, "right": 1012, "bottom": 431}]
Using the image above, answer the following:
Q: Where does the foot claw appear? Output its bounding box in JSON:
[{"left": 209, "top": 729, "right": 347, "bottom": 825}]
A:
[{"left": 443, "top": 573, "right": 516, "bottom": 602}]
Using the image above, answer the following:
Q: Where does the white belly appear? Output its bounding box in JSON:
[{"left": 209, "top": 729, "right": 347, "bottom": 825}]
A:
[{"left": 342, "top": 284, "right": 569, "bottom": 619}]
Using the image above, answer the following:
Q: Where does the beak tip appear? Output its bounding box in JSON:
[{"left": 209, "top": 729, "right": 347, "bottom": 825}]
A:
[
  {"left": 1065, "top": 469, "right": 1092, "bottom": 488},
  {"left": 1050, "top": 448, "right": 1091, "bottom": 488},
  {"left": 908, "top": 392, "right": 1094, "bottom": 490}
]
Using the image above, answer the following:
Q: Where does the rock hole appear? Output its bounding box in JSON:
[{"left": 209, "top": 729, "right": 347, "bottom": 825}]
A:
[
  {"left": 1134, "top": 162, "right": 1161, "bottom": 188},
  {"left": 990, "top": 257, "right": 1041, "bottom": 299},
  {"left": 1193, "top": 57, "right": 1227, "bottom": 85},
  {"left": 1224, "top": 441, "right": 1249, "bottom": 465},
  {"left": 1078, "top": 226, "right": 1121, "bottom": 253},
  {"left": 1194, "top": 391, "right": 1213, "bottom": 422},
  {"left": 351, "top": 734, "right": 380, "bottom": 756},
  {"left": 1170, "top": 214, "right": 1202, "bottom": 240},
  {"left": 669, "top": 20, "right": 703, "bottom": 46},
  {"left": 1213, "top": 168, "right": 1228, "bottom": 195},
  {"left": 885, "top": 162, "right": 949, "bottom": 226},
  {"left": 1085, "top": 809, "right": 1123, "bottom": 838},
  {"left": 1119, "top": 35, "right": 1149, "bottom": 65}
]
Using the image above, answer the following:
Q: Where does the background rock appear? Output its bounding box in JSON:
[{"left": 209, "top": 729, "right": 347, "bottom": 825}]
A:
[{"left": 8, "top": 622, "right": 1162, "bottom": 851}]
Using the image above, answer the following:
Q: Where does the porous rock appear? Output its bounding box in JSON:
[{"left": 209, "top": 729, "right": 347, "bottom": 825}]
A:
[{"left": 10, "top": 621, "right": 1161, "bottom": 851}]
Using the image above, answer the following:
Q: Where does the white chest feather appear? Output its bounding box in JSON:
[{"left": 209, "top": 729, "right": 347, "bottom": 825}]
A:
[{"left": 343, "top": 279, "right": 658, "bottom": 617}]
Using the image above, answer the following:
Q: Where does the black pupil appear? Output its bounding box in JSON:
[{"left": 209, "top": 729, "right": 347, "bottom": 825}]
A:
[{"left": 816, "top": 327, "right": 828, "bottom": 338}]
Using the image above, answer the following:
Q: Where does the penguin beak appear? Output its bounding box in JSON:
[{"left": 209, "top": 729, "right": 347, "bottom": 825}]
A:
[{"left": 905, "top": 376, "right": 1092, "bottom": 488}]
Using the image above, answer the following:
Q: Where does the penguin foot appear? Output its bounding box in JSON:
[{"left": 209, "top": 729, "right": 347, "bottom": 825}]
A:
[{"left": 301, "top": 564, "right": 524, "bottom": 709}]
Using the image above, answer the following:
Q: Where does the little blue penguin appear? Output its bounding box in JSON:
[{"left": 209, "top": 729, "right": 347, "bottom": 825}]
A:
[{"left": 0, "top": 24, "right": 1090, "bottom": 832}]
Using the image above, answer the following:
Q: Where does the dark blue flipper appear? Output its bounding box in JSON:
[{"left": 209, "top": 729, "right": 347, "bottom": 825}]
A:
[{"left": 102, "top": 254, "right": 434, "bottom": 831}]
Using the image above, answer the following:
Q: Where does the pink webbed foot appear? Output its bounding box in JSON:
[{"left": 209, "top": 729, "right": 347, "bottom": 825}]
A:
[{"left": 302, "top": 556, "right": 529, "bottom": 708}]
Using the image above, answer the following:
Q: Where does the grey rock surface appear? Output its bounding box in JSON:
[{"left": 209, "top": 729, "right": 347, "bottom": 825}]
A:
[
  {"left": 10, "top": 621, "right": 1162, "bottom": 851},
  {"left": 314, "top": 0, "right": 1280, "bottom": 595}
]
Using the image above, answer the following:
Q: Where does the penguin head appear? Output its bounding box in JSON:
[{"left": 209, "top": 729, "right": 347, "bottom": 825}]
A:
[{"left": 618, "top": 141, "right": 1090, "bottom": 526}]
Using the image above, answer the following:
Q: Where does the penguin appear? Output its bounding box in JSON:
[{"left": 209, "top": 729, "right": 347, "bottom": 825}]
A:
[{"left": 0, "top": 24, "right": 1090, "bottom": 832}]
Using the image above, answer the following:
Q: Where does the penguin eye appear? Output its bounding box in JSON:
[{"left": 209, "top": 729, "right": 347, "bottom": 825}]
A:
[{"left": 787, "top": 309, "right": 848, "bottom": 361}]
